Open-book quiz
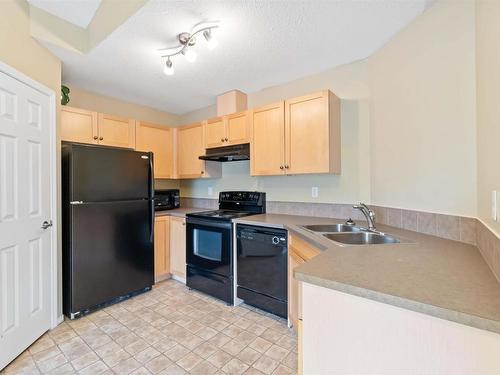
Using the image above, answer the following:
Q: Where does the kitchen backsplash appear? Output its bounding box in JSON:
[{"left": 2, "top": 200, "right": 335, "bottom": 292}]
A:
[
  {"left": 477, "top": 222, "right": 500, "bottom": 283},
  {"left": 181, "top": 197, "right": 477, "bottom": 245}
]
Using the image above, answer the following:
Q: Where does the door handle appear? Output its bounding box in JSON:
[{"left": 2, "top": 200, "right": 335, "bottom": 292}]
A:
[{"left": 41, "top": 220, "right": 53, "bottom": 229}]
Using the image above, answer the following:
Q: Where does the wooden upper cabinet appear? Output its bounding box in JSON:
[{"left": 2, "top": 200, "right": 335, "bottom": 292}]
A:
[
  {"left": 177, "top": 123, "right": 222, "bottom": 179},
  {"left": 251, "top": 90, "right": 341, "bottom": 176},
  {"left": 250, "top": 102, "right": 285, "bottom": 176},
  {"left": 204, "top": 117, "right": 226, "bottom": 148},
  {"left": 136, "top": 121, "right": 174, "bottom": 179},
  {"left": 97, "top": 113, "right": 136, "bottom": 149},
  {"left": 61, "top": 106, "right": 98, "bottom": 144},
  {"left": 285, "top": 90, "right": 341, "bottom": 174},
  {"left": 203, "top": 111, "right": 250, "bottom": 149},
  {"left": 177, "top": 123, "right": 205, "bottom": 178},
  {"left": 227, "top": 111, "right": 249, "bottom": 145}
]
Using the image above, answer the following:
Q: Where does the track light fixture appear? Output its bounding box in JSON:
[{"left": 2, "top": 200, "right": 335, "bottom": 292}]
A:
[{"left": 159, "top": 21, "right": 219, "bottom": 76}]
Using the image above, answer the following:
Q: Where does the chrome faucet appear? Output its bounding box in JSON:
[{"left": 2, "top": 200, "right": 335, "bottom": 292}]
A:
[{"left": 353, "top": 203, "right": 376, "bottom": 230}]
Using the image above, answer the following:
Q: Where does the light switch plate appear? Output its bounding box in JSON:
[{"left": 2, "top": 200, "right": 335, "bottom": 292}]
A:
[
  {"left": 208, "top": 186, "right": 213, "bottom": 196},
  {"left": 312, "top": 187, "right": 319, "bottom": 198}
]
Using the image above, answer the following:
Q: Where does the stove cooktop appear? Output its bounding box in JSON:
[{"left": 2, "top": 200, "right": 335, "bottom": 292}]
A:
[
  {"left": 186, "top": 191, "right": 266, "bottom": 221},
  {"left": 187, "top": 210, "right": 257, "bottom": 220}
]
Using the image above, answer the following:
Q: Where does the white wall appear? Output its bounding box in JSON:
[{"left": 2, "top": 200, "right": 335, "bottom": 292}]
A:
[
  {"left": 476, "top": 0, "right": 500, "bottom": 236},
  {"left": 368, "top": 0, "right": 477, "bottom": 217}
]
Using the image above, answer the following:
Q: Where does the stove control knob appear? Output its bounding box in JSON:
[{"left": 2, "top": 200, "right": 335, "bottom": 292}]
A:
[{"left": 272, "top": 236, "right": 280, "bottom": 245}]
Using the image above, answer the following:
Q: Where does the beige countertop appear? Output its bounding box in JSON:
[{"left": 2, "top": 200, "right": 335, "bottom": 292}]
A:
[
  {"left": 155, "top": 207, "right": 208, "bottom": 218},
  {"left": 233, "top": 214, "right": 500, "bottom": 334}
]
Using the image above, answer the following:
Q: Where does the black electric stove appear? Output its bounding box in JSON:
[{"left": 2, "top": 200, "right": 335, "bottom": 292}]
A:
[{"left": 185, "top": 191, "right": 266, "bottom": 304}]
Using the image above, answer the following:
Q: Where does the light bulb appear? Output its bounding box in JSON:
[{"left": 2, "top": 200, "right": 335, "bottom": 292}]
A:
[
  {"left": 164, "top": 58, "right": 174, "bottom": 75},
  {"left": 183, "top": 48, "right": 197, "bottom": 63},
  {"left": 204, "top": 29, "right": 218, "bottom": 50}
]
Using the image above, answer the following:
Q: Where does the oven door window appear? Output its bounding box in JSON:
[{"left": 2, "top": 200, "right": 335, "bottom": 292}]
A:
[
  {"left": 193, "top": 228, "right": 222, "bottom": 261},
  {"left": 186, "top": 219, "right": 232, "bottom": 276}
]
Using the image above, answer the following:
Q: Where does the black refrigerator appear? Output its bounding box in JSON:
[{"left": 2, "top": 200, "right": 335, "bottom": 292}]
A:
[{"left": 62, "top": 142, "right": 154, "bottom": 319}]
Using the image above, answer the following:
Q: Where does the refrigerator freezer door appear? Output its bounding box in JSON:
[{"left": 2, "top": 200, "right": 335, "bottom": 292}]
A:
[
  {"left": 65, "top": 200, "right": 153, "bottom": 314},
  {"left": 69, "top": 144, "right": 152, "bottom": 202}
]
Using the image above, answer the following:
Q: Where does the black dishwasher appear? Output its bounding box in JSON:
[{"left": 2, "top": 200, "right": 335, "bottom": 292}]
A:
[{"left": 236, "top": 224, "right": 288, "bottom": 318}]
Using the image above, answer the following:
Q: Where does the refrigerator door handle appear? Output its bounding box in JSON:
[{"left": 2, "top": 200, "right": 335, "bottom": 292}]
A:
[
  {"left": 149, "top": 199, "right": 154, "bottom": 243},
  {"left": 149, "top": 152, "right": 154, "bottom": 243}
]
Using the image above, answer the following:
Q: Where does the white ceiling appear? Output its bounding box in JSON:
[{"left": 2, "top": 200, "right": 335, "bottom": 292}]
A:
[
  {"left": 45, "top": 0, "right": 430, "bottom": 115},
  {"left": 28, "top": 0, "right": 102, "bottom": 28}
]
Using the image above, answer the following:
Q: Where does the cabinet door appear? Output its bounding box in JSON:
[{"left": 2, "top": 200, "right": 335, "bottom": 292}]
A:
[
  {"left": 298, "top": 318, "right": 303, "bottom": 375},
  {"left": 227, "top": 111, "right": 249, "bottom": 145},
  {"left": 285, "top": 91, "right": 335, "bottom": 174},
  {"left": 250, "top": 102, "right": 285, "bottom": 176},
  {"left": 288, "top": 249, "right": 304, "bottom": 329},
  {"left": 177, "top": 123, "right": 204, "bottom": 178},
  {"left": 170, "top": 216, "right": 186, "bottom": 280},
  {"left": 61, "top": 106, "right": 98, "bottom": 144},
  {"left": 204, "top": 117, "right": 226, "bottom": 148},
  {"left": 136, "top": 122, "right": 174, "bottom": 178},
  {"left": 154, "top": 216, "right": 170, "bottom": 282},
  {"left": 97, "top": 113, "right": 136, "bottom": 148}
]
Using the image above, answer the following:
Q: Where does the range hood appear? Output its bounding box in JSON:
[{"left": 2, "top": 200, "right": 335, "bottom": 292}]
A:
[{"left": 199, "top": 143, "right": 250, "bottom": 162}]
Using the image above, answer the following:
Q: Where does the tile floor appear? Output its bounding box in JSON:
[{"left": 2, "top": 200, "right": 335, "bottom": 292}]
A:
[{"left": 3, "top": 280, "right": 297, "bottom": 375}]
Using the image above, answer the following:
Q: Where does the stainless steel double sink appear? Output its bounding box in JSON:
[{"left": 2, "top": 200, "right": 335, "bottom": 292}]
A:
[{"left": 301, "top": 224, "right": 405, "bottom": 245}]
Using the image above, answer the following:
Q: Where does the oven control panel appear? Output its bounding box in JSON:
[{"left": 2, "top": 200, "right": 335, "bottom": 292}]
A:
[{"left": 220, "top": 191, "right": 264, "bottom": 203}]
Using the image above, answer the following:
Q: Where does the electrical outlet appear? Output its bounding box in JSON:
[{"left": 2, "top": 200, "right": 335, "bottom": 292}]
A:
[
  {"left": 208, "top": 186, "right": 213, "bottom": 196},
  {"left": 312, "top": 187, "right": 319, "bottom": 198}
]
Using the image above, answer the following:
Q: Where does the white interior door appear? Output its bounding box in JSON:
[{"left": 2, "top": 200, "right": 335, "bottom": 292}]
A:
[{"left": 0, "top": 68, "right": 55, "bottom": 369}]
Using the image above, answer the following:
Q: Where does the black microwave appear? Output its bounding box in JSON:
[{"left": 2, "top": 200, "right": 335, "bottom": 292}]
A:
[{"left": 154, "top": 189, "right": 180, "bottom": 211}]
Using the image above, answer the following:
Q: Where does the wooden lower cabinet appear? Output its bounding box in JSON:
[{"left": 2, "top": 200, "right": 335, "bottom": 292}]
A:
[
  {"left": 154, "top": 216, "right": 170, "bottom": 282},
  {"left": 169, "top": 216, "right": 186, "bottom": 280},
  {"left": 288, "top": 233, "right": 321, "bottom": 375},
  {"left": 288, "top": 234, "right": 321, "bottom": 330}
]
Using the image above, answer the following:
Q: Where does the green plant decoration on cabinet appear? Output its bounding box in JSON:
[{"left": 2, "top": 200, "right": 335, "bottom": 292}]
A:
[{"left": 61, "top": 85, "right": 70, "bottom": 105}]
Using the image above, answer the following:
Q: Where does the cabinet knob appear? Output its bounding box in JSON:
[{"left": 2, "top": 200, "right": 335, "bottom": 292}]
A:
[
  {"left": 221, "top": 138, "right": 225, "bottom": 142},
  {"left": 285, "top": 164, "right": 289, "bottom": 169},
  {"left": 93, "top": 136, "right": 98, "bottom": 140},
  {"left": 201, "top": 171, "right": 204, "bottom": 174},
  {"left": 224, "top": 137, "right": 228, "bottom": 142},
  {"left": 280, "top": 165, "right": 284, "bottom": 170},
  {"left": 99, "top": 137, "right": 103, "bottom": 141}
]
